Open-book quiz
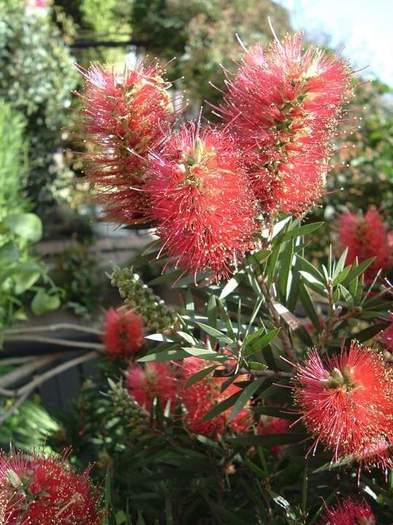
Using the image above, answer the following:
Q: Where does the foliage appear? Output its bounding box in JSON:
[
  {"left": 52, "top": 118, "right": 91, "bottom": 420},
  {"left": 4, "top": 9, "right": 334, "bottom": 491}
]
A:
[
  {"left": 51, "top": 242, "right": 101, "bottom": 317},
  {"left": 0, "top": 101, "right": 60, "bottom": 329},
  {"left": 326, "top": 80, "right": 393, "bottom": 219},
  {"left": 57, "top": 218, "right": 393, "bottom": 523},
  {"left": 0, "top": 397, "right": 59, "bottom": 452},
  {"left": 132, "top": 0, "right": 292, "bottom": 107},
  {"left": 0, "top": 0, "right": 78, "bottom": 213}
]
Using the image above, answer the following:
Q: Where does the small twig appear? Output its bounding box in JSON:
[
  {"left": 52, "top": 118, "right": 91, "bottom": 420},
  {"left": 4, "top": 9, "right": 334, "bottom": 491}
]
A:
[
  {"left": 0, "top": 356, "right": 38, "bottom": 366},
  {"left": 259, "top": 279, "right": 296, "bottom": 360},
  {"left": 4, "top": 323, "right": 103, "bottom": 336},
  {"left": 0, "top": 354, "right": 63, "bottom": 389},
  {"left": 4, "top": 335, "right": 105, "bottom": 352},
  {"left": 16, "top": 351, "right": 98, "bottom": 396}
]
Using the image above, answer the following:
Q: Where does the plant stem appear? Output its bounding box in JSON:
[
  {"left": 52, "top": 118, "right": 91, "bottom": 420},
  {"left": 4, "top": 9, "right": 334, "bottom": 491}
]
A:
[
  {"left": 4, "top": 335, "right": 104, "bottom": 351},
  {"left": 4, "top": 323, "right": 103, "bottom": 336},
  {"left": 259, "top": 278, "right": 296, "bottom": 360}
]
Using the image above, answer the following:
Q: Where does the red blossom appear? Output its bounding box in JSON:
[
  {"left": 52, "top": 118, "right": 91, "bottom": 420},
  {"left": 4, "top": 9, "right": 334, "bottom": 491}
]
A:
[
  {"left": 147, "top": 124, "right": 258, "bottom": 278},
  {"left": 0, "top": 452, "right": 102, "bottom": 525},
  {"left": 126, "top": 362, "right": 178, "bottom": 412},
  {"left": 338, "top": 208, "right": 392, "bottom": 281},
  {"left": 320, "top": 498, "right": 375, "bottom": 525},
  {"left": 294, "top": 342, "right": 393, "bottom": 469},
  {"left": 103, "top": 308, "right": 144, "bottom": 357},
  {"left": 180, "top": 357, "right": 252, "bottom": 437},
  {"left": 78, "top": 62, "right": 174, "bottom": 224},
  {"left": 258, "top": 417, "right": 291, "bottom": 454},
  {"left": 219, "top": 33, "right": 352, "bottom": 215}
]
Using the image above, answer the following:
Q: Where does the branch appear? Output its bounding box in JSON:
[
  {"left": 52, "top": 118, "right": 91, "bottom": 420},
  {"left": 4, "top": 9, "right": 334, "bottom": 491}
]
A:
[
  {"left": 0, "top": 354, "right": 63, "bottom": 389},
  {"left": 259, "top": 279, "right": 296, "bottom": 360},
  {"left": 4, "top": 335, "right": 105, "bottom": 352},
  {"left": 0, "top": 351, "right": 98, "bottom": 424},
  {"left": 4, "top": 323, "right": 103, "bottom": 336}
]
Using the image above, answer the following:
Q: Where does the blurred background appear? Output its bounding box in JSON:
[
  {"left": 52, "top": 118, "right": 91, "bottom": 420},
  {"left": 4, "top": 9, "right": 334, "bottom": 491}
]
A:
[{"left": 0, "top": 0, "right": 391, "bottom": 444}]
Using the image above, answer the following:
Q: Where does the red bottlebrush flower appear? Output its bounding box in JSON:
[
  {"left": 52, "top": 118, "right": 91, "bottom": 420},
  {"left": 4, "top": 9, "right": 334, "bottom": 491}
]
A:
[
  {"left": 180, "top": 357, "right": 252, "bottom": 437},
  {"left": 338, "top": 208, "right": 392, "bottom": 281},
  {"left": 258, "top": 417, "right": 291, "bottom": 454},
  {"left": 320, "top": 498, "right": 375, "bottom": 525},
  {"left": 147, "top": 124, "right": 258, "bottom": 278},
  {"left": 126, "top": 362, "right": 178, "bottom": 412},
  {"left": 0, "top": 451, "right": 102, "bottom": 525},
  {"left": 294, "top": 342, "right": 393, "bottom": 469},
  {"left": 219, "top": 33, "right": 352, "bottom": 215},
  {"left": 78, "top": 62, "right": 174, "bottom": 224},
  {"left": 103, "top": 308, "right": 144, "bottom": 357}
]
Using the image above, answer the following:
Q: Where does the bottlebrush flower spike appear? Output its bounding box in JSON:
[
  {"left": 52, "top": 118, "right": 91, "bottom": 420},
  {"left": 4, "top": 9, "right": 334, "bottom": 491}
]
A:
[
  {"left": 148, "top": 124, "right": 258, "bottom": 279},
  {"left": 338, "top": 208, "right": 392, "bottom": 281},
  {"left": 219, "top": 33, "right": 352, "bottom": 215},
  {"left": 320, "top": 498, "right": 375, "bottom": 525},
  {"left": 294, "top": 342, "right": 393, "bottom": 470},
  {"left": 78, "top": 62, "right": 174, "bottom": 224},
  {"left": 126, "top": 362, "right": 178, "bottom": 412},
  {"left": 180, "top": 357, "right": 252, "bottom": 437},
  {"left": 0, "top": 451, "right": 102, "bottom": 525},
  {"left": 103, "top": 308, "right": 145, "bottom": 357}
]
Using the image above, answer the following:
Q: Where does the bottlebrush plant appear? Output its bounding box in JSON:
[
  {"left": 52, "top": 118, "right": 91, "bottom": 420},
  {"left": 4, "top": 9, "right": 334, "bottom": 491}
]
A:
[{"left": 59, "top": 31, "right": 393, "bottom": 524}]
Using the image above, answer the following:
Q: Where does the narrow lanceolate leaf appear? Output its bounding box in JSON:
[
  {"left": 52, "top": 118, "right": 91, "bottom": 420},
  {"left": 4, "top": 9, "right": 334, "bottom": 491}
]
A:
[
  {"left": 182, "top": 347, "right": 226, "bottom": 361},
  {"left": 278, "top": 239, "right": 294, "bottom": 301},
  {"left": 195, "top": 322, "right": 233, "bottom": 344},
  {"left": 281, "top": 222, "right": 324, "bottom": 242},
  {"left": 186, "top": 365, "right": 217, "bottom": 386},
  {"left": 228, "top": 379, "right": 264, "bottom": 422},
  {"left": 138, "top": 349, "right": 189, "bottom": 362},
  {"left": 299, "top": 271, "right": 326, "bottom": 296},
  {"left": 219, "top": 277, "right": 239, "bottom": 299},
  {"left": 177, "top": 331, "right": 198, "bottom": 345},
  {"left": 243, "top": 328, "right": 280, "bottom": 358},
  {"left": 345, "top": 257, "right": 375, "bottom": 283},
  {"left": 298, "top": 284, "right": 321, "bottom": 330},
  {"left": 202, "top": 391, "right": 241, "bottom": 421},
  {"left": 227, "top": 433, "right": 306, "bottom": 447}
]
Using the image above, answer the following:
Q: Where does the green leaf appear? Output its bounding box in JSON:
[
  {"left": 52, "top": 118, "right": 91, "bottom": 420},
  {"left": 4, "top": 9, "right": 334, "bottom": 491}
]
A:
[
  {"left": 186, "top": 364, "right": 217, "bottom": 386},
  {"left": 138, "top": 349, "right": 189, "bottom": 362},
  {"left": 282, "top": 222, "right": 324, "bottom": 242},
  {"left": 14, "top": 261, "right": 41, "bottom": 294},
  {"left": 195, "top": 322, "right": 233, "bottom": 344},
  {"left": 228, "top": 379, "right": 264, "bottom": 422},
  {"left": 202, "top": 391, "right": 240, "bottom": 421},
  {"left": 278, "top": 239, "right": 294, "bottom": 301},
  {"left": 299, "top": 284, "right": 321, "bottom": 330},
  {"left": 182, "top": 347, "right": 226, "bottom": 360},
  {"left": 351, "top": 323, "right": 386, "bottom": 343},
  {"left": 0, "top": 241, "right": 19, "bottom": 262},
  {"left": 115, "top": 511, "right": 128, "bottom": 525},
  {"left": 345, "top": 258, "right": 375, "bottom": 283},
  {"left": 177, "top": 331, "right": 197, "bottom": 345},
  {"left": 228, "top": 433, "right": 305, "bottom": 447},
  {"left": 219, "top": 277, "right": 239, "bottom": 299},
  {"left": 299, "top": 271, "right": 326, "bottom": 295},
  {"left": 31, "top": 289, "right": 60, "bottom": 315},
  {"left": 4, "top": 213, "right": 42, "bottom": 242},
  {"left": 297, "top": 255, "right": 325, "bottom": 282},
  {"left": 243, "top": 328, "right": 280, "bottom": 358},
  {"left": 248, "top": 361, "right": 268, "bottom": 371}
]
